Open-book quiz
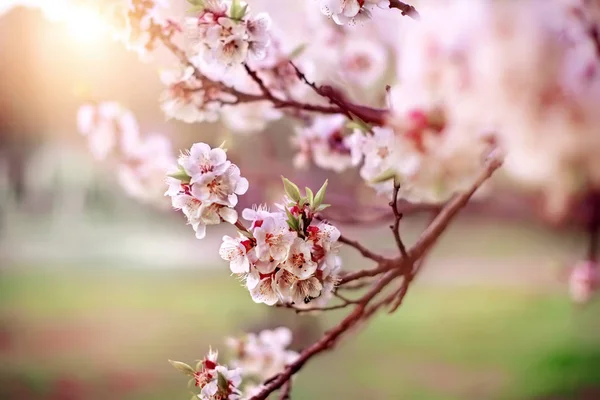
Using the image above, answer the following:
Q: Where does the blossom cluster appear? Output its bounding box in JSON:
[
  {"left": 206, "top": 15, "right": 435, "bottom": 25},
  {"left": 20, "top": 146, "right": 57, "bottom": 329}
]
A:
[
  {"left": 170, "top": 327, "right": 297, "bottom": 399},
  {"left": 77, "top": 102, "right": 175, "bottom": 205},
  {"left": 170, "top": 348, "right": 243, "bottom": 400},
  {"left": 226, "top": 327, "right": 299, "bottom": 381},
  {"left": 292, "top": 115, "right": 362, "bottom": 173},
  {"left": 569, "top": 260, "right": 600, "bottom": 304},
  {"left": 165, "top": 142, "right": 248, "bottom": 239},
  {"left": 219, "top": 179, "right": 341, "bottom": 307},
  {"left": 319, "top": 0, "right": 389, "bottom": 25},
  {"left": 185, "top": 0, "right": 271, "bottom": 67}
]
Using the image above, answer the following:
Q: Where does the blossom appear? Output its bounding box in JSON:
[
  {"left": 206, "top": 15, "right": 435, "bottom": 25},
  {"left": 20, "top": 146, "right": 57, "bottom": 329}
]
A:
[
  {"left": 293, "top": 115, "right": 361, "bottom": 172},
  {"left": 77, "top": 102, "right": 139, "bottom": 160},
  {"left": 118, "top": 134, "right": 175, "bottom": 205},
  {"left": 219, "top": 235, "right": 253, "bottom": 273},
  {"left": 339, "top": 37, "right": 388, "bottom": 86},
  {"left": 319, "top": 0, "right": 388, "bottom": 25},
  {"left": 249, "top": 274, "right": 279, "bottom": 305},
  {"left": 569, "top": 260, "right": 599, "bottom": 304},
  {"left": 226, "top": 327, "right": 298, "bottom": 379},
  {"left": 159, "top": 66, "right": 220, "bottom": 123},
  {"left": 185, "top": 0, "right": 272, "bottom": 67},
  {"left": 254, "top": 215, "right": 296, "bottom": 263},
  {"left": 165, "top": 142, "right": 248, "bottom": 239},
  {"left": 241, "top": 204, "right": 272, "bottom": 229},
  {"left": 283, "top": 238, "right": 318, "bottom": 279},
  {"left": 182, "top": 142, "right": 231, "bottom": 182},
  {"left": 191, "top": 164, "right": 249, "bottom": 207}
]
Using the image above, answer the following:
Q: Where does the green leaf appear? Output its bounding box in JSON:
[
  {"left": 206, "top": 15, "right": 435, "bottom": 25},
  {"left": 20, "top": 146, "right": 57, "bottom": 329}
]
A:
[
  {"left": 217, "top": 371, "right": 229, "bottom": 392},
  {"left": 313, "top": 179, "right": 328, "bottom": 208},
  {"left": 187, "top": 378, "right": 196, "bottom": 389},
  {"left": 187, "top": 0, "right": 204, "bottom": 6},
  {"left": 305, "top": 187, "right": 314, "bottom": 205},
  {"left": 218, "top": 140, "right": 228, "bottom": 150},
  {"left": 167, "top": 166, "right": 191, "bottom": 184},
  {"left": 370, "top": 168, "right": 397, "bottom": 184},
  {"left": 348, "top": 114, "right": 372, "bottom": 132},
  {"left": 281, "top": 176, "right": 302, "bottom": 202},
  {"left": 169, "top": 360, "right": 196, "bottom": 377},
  {"left": 229, "top": 0, "right": 248, "bottom": 20},
  {"left": 288, "top": 43, "right": 307, "bottom": 60},
  {"left": 315, "top": 204, "right": 330, "bottom": 212},
  {"left": 285, "top": 207, "right": 300, "bottom": 231},
  {"left": 238, "top": 229, "right": 254, "bottom": 239}
]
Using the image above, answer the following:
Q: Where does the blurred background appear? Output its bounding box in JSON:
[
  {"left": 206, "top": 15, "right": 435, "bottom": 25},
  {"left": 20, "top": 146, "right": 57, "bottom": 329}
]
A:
[{"left": 1, "top": 4, "right": 600, "bottom": 400}]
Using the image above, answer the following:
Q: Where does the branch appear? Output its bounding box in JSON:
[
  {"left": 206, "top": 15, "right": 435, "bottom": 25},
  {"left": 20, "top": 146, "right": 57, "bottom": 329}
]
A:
[
  {"left": 278, "top": 380, "right": 292, "bottom": 400},
  {"left": 389, "top": 0, "right": 420, "bottom": 19},
  {"left": 390, "top": 182, "right": 408, "bottom": 258},
  {"left": 338, "top": 234, "right": 387, "bottom": 263},
  {"left": 314, "top": 214, "right": 386, "bottom": 263},
  {"left": 408, "top": 157, "right": 503, "bottom": 262},
  {"left": 289, "top": 62, "right": 389, "bottom": 125},
  {"left": 250, "top": 270, "right": 401, "bottom": 400}
]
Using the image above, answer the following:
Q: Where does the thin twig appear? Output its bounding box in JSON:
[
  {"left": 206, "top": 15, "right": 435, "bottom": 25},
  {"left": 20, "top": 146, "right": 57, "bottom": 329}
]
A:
[
  {"left": 408, "top": 157, "right": 503, "bottom": 262},
  {"left": 389, "top": 0, "right": 420, "bottom": 19},
  {"left": 278, "top": 380, "right": 292, "bottom": 400},
  {"left": 390, "top": 182, "right": 408, "bottom": 258},
  {"left": 338, "top": 235, "right": 387, "bottom": 263},
  {"left": 250, "top": 270, "right": 401, "bottom": 400}
]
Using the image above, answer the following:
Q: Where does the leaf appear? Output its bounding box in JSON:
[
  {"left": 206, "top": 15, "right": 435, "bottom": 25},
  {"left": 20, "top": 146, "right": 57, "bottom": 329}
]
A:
[
  {"left": 238, "top": 229, "right": 254, "bottom": 239},
  {"left": 281, "top": 176, "right": 301, "bottom": 202},
  {"left": 305, "top": 187, "right": 314, "bottom": 205},
  {"left": 370, "top": 168, "right": 397, "bottom": 184},
  {"left": 285, "top": 207, "right": 300, "bottom": 231},
  {"left": 348, "top": 114, "right": 372, "bottom": 132},
  {"left": 218, "top": 140, "right": 228, "bottom": 150},
  {"left": 315, "top": 204, "right": 330, "bottom": 212},
  {"left": 169, "top": 360, "right": 196, "bottom": 377},
  {"left": 168, "top": 166, "right": 191, "bottom": 184},
  {"left": 187, "top": 0, "right": 204, "bottom": 6},
  {"left": 217, "top": 371, "right": 229, "bottom": 392},
  {"left": 187, "top": 378, "right": 196, "bottom": 389},
  {"left": 229, "top": 0, "right": 248, "bottom": 20},
  {"left": 313, "top": 179, "right": 328, "bottom": 208},
  {"left": 288, "top": 43, "right": 307, "bottom": 60}
]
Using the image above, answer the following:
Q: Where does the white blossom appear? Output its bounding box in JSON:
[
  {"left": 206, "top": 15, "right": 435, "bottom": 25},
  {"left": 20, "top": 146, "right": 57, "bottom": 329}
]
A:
[
  {"left": 118, "top": 134, "right": 175, "bottom": 205},
  {"left": 293, "top": 115, "right": 360, "bottom": 173},
  {"left": 219, "top": 235, "right": 253, "bottom": 273},
  {"left": 160, "top": 66, "right": 220, "bottom": 123},
  {"left": 185, "top": 0, "right": 272, "bottom": 67},
  {"left": 569, "top": 260, "right": 599, "bottom": 304},
  {"left": 226, "top": 327, "right": 298, "bottom": 380},
  {"left": 77, "top": 102, "right": 139, "bottom": 160},
  {"left": 165, "top": 142, "right": 248, "bottom": 239},
  {"left": 254, "top": 215, "right": 296, "bottom": 263},
  {"left": 319, "top": 0, "right": 388, "bottom": 25}
]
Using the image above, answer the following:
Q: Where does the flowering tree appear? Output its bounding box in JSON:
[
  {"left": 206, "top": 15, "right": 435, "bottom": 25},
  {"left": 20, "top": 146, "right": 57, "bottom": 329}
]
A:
[{"left": 5, "top": 0, "right": 600, "bottom": 398}]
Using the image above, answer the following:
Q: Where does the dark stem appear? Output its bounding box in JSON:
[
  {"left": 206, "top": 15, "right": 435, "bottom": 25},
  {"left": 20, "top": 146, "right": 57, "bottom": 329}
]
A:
[{"left": 388, "top": 0, "right": 420, "bottom": 20}]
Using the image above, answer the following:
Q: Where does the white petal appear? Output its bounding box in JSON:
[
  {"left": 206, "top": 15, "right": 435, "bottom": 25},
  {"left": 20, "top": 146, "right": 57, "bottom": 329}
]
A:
[
  {"left": 235, "top": 177, "right": 249, "bottom": 195},
  {"left": 219, "top": 207, "right": 238, "bottom": 224}
]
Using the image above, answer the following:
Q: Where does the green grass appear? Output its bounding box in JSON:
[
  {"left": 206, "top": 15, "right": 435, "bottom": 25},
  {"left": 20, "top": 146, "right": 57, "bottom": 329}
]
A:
[{"left": 1, "top": 267, "right": 600, "bottom": 399}]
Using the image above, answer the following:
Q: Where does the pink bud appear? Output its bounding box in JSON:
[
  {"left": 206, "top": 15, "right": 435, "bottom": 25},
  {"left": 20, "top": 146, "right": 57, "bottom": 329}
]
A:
[{"left": 568, "top": 260, "right": 599, "bottom": 304}]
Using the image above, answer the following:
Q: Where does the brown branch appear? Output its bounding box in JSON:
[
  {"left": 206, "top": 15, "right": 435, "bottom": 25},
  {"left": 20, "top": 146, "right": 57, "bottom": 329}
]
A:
[
  {"left": 338, "top": 235, "right": 387, "bottom": 263},
  {"left": 389, "top": 0, "right": 420, "bottom": 19},
  {"left": 408, "top": 157, "right": 503, "bottom": 262},
  {"left": 390, "top": 182, "right": 408, "bottom": 258},
  {"left": 289, "top": 62, "right": 389, "bottom": 125},
  {"left": 250, "top": 269, "right": 401, "bottom": 400},
  {"left": 338, "top": 261, "right": 394, "bottom": 285},
  {"left": 278, "top": 380, "right": 292, "bottom": 400}
]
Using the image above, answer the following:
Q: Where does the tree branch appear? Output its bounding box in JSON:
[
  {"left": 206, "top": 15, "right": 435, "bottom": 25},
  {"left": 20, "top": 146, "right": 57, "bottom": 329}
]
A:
[
  {"left": 250, "top": 269, "right": 401, "bottom": 400},
  {"left": 390, "top": 182, "right": 408, "bottom": 258},
  {"left": 389, "top": 0, "right": 420, "bottom": 19},
  {"left": 278, "top": 380, "right": 292, "bottom": 400}
]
